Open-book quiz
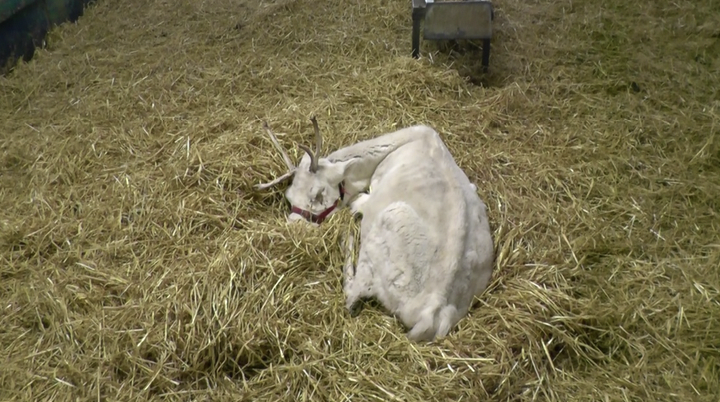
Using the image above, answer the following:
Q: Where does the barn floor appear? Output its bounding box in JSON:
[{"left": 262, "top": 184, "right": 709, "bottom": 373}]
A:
[{"left": 1, "top": 0, "right": 719, "bottom": 400}]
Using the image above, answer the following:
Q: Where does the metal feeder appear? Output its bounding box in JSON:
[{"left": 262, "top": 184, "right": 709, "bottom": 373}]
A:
[{"left": 411, "top": 0, "right": 495, "bottom": 71}]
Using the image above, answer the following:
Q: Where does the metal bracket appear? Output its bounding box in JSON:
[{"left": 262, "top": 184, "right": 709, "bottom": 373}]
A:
[{"left": 412, "top": 0, "right": 495, "bottom": 72}]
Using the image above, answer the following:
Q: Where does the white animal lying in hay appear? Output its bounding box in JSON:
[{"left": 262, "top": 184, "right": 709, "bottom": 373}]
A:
[{"left": 256, "top": 117, "right": 495, "bottom": 341}]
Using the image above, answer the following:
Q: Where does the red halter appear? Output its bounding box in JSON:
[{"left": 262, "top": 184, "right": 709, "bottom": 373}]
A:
[{"left": 290, "top": 183, "right": 346, "bottom": 225}]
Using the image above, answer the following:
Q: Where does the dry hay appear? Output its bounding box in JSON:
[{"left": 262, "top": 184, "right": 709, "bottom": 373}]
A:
[{"left": 1, "top": 0, "right": 719, "bottom": 400}]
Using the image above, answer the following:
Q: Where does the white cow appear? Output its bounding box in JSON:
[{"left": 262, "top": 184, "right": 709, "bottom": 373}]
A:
[{"left": 256, "top": 117, "right": 495, "bottom": 341}]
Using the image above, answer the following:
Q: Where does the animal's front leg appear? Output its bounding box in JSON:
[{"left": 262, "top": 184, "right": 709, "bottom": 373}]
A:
[
  {"left": 343, "top": 233, "right": 374, "bottom": 317},
  {"left": 349, "top": 193, "right": 371, "bottom": 216},
  {"left": 342, "top": 232, "right": 361, "bottom": 316}
]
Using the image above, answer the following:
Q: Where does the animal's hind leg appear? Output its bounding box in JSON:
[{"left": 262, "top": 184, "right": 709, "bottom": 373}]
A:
[
  {"left": 369, "top": 203, "right": 437, "bottom": 333},
  {"left": 342, "top": 231, "right": 374, "bottom": 317}
]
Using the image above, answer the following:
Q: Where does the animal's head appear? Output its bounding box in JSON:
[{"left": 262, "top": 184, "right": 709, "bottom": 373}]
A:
[{"left": 256, "top": 117, "right": 347, "bottom": 225}]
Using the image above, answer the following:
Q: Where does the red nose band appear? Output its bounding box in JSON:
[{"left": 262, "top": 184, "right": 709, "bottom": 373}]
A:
[{"left": 290, "top": 183, "right": 346, "bottom": 225}]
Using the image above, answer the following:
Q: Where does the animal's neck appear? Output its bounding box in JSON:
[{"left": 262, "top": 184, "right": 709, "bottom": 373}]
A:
[{"left": 325, "top": 127, "right": 424, "bottom": 182}]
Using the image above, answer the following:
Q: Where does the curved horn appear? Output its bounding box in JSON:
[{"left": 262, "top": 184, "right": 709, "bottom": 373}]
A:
[
  {"left": 262, "top": 121, "right": 295, "bottom": 171},
  {"left": 310, "top": 116, "right": 322, "bottom": 162},
  {"left": 298, "top": 144, "right": 318, "bottom": 173}
]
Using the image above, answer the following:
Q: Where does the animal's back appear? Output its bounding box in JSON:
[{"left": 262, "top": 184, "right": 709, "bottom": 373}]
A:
[
  {"left": 361, "top": 135, "right": 466, "bottom": 289},
  {"left": 435, "top": 135, "right": 495, "bottom": 313},
  {"left": 365, "top": 128, "right": 488, "bottom": 337},
  {"left": 448, "top": 180, "right": 494, "bottom": 316},
  {"left": 365, "top": 130, "right": 465, "bottom": 231},
  {"left": 355, "top": 125, "right": 494, "bottom": 340}
]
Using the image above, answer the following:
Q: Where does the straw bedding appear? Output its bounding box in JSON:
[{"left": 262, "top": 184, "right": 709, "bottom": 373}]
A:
[{"left": 1, "top": 0, "right": 718, "bottom": 400}]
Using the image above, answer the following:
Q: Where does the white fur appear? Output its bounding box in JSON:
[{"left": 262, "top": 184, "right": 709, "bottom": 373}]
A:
[{"left": 259, "top": 124, "right": 495, "bottom": 342}]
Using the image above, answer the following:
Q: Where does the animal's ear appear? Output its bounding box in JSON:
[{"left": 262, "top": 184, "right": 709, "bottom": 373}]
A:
[
  {"left": 297, "top": 152, "right": 313, "bottom": 170},
  {"left": 255, "top": 120, "right": 297, "bottom": 190},
  {"left": 318, "top": 159, "right": 351, "bottom": 183}
]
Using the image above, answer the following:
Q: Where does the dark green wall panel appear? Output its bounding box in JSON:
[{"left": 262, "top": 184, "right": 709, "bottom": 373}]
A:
[{"left": 0, "top": 0, "right": 97, "bottom": 75}]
